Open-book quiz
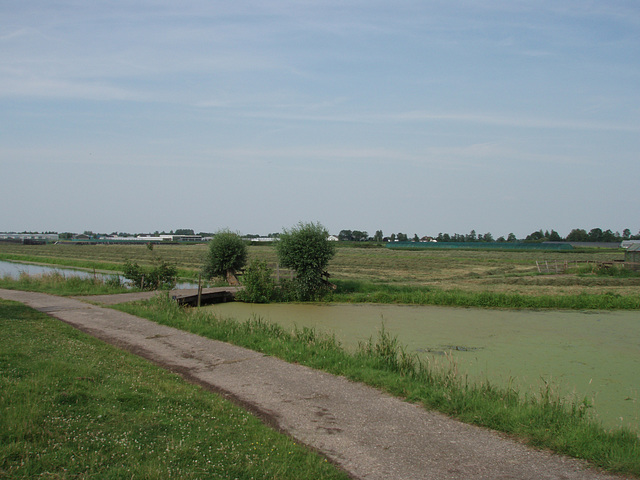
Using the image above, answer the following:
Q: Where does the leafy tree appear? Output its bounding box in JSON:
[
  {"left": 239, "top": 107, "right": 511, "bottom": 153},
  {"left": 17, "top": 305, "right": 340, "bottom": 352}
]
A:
[
  {"left": 276, "top": 221, "right": 336, "bottom": 301},
  {"left": 526, "top": 229, "right": 545, "bottom": 242},
  {"left": 566, "top": 228, "right": 588, "bottom": 242},
  {"left": 373, "top": 230, "right": 384, "bottom": 242},
  {"left": 412, "top": 234, "right": 420, "bottom": 242},
  {"left": 588, "top": 228, "right": 603, "bottom": 242},
  {"left": 352, "top": 230, "right": 369, "bottom": 242},
  {"left": 390, "top": 233, "right": 396, "bottom": 242},
  {"left": 175, "top": 228, "right": 195, "bottom": 235},
  {"left": 396, "top": 232, "right": 408, "bottom": 242},
  {"left": 507, "top": 233, "right": 517, "bottom": 242},
  {"left": 548, "top": 230, "right": 562, "bottom": 241},
  {"left": 338, "top": 230, "right": 353, "bottom": 241},
  {"left": 601, "top": 229, "right": 618, "bottom": 242},
  {"left": 623, "top": 228, "right": 631, "bottom": 240},
  {"left": 203, "top": 230, "right": 247, "bottom": 284}
]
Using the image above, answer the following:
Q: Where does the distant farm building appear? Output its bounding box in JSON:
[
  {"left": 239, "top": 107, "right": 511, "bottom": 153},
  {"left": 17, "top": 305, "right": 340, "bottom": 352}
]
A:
[
  {"left": 621, "top": 240, "right": 640, "bottom": 249},
  {"left": 136, "top": 234, "right": 204, "bottom": 242},
  {"left": 625, "top": 243, "right": 640, "bottom": 271},
  {"left": 0, "top": 233, "right": 59, "bottom": 244}
]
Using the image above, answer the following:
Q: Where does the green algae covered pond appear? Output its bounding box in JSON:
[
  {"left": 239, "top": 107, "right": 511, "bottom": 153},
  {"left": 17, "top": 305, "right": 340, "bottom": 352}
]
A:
[{"left": 206, "top": 302, "right": 640, "bottom": 433}]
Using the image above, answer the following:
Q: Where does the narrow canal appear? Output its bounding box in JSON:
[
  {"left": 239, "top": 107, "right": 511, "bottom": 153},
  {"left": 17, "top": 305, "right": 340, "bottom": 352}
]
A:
[{"left": 206, "top": 302, "right": 640, "bottom": 433}]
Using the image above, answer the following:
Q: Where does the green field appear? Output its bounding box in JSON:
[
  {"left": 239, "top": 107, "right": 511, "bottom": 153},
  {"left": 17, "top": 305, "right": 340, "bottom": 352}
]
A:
[{"left": 1, "top": 242, "right": 638, "bottom": 308}]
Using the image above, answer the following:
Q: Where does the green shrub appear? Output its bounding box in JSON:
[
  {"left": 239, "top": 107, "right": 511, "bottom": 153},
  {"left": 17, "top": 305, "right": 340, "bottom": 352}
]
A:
[
  {"left": 123, "top": 259, "right": 177, "bottom": 290},
  {"left": 236, "top": 260, "right": 276, "bottom": 303}
]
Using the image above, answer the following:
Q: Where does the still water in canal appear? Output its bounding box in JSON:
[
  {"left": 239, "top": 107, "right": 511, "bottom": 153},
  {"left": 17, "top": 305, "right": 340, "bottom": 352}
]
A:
[
  {"left": 205, "top": 302, "right": 640, "bottom": 433},
  {"left": 0, "top": 260, "right": 101, "bottom": 279}
]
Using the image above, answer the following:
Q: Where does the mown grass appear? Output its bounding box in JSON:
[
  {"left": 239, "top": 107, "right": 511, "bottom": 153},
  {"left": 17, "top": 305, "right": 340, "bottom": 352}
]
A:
[
  {"left": 115, "top": 294, "right": 640, "bottom": 477},
  {"left": 0, "top": 299, "right": 349, "bottom": 480}
]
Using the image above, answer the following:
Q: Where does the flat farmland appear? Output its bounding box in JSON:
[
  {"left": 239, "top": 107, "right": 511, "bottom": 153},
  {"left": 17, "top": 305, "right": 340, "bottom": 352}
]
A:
[{"left": 0, "top": 242, "right": 637, "bottom": 297}]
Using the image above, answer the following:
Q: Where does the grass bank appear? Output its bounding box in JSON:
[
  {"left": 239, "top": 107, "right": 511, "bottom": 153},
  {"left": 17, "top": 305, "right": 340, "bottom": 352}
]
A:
[
  {"left": 0, "top": 252, "right": 124, "bottom": 273},
  {"left": 0, "top": 253, "right": 198, "bottom": 282},
  {"left": 0, "top": 272, "right": 131, "bottom": 296},
  {"left": 116, "top": 295, "right": 640, "bottom": 477},
  {"left": 0, "top": 299, "right": 349, "bottom": 480},
  {"left": 328, "top": 280, "right": 640, "bottom": 309}
]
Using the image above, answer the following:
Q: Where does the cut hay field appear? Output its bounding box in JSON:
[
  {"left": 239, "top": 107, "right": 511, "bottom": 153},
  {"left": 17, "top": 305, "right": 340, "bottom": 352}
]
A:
[{"left": 0, "top": 242, "right": 637, "bottom": 298}]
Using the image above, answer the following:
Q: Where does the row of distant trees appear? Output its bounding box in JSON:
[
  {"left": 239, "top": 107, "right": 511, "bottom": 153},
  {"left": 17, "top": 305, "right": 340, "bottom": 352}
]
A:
[
  {"left": 339, "top": 228, "right": 640, "bottom": 243},
  {"left": 54, "top": 229, "right": 209, "bottom": 240}
]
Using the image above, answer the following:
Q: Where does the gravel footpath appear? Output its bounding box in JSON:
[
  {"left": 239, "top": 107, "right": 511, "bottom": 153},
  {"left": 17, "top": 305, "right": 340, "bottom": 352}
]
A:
[{"left": 0, "top": 289, "right": 631, "bottom": 480}]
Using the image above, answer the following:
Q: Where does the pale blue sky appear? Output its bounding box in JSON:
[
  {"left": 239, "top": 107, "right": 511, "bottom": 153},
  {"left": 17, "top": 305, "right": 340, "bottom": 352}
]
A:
[{"left": 2, "top": 1, "right": 639, "bottom": 238}]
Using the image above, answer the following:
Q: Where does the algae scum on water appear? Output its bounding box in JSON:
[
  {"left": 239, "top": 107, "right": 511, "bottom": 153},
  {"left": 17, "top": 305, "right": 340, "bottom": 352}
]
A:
[{"left": 206, "top": 302, "right": 640, "bottom": 433}]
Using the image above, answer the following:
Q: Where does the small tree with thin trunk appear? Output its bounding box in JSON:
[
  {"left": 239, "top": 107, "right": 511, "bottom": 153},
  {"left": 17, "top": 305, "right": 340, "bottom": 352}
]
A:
[
  {"left": 276, "top": 221, "right": 336, "bottom": 301},
  {"left": 203, "top": 230, "right": 247, "bottom": 285}
]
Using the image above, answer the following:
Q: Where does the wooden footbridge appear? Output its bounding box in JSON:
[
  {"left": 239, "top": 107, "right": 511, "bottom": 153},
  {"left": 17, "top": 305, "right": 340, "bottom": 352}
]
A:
[{"left": 170, "top": 287, "right": 241, "bottom": 307}]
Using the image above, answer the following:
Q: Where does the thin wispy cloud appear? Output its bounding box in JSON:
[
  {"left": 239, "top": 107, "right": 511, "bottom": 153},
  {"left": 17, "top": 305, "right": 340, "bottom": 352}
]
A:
[{"left": 240, "top": 109, "right": 639, "bottom": 133}]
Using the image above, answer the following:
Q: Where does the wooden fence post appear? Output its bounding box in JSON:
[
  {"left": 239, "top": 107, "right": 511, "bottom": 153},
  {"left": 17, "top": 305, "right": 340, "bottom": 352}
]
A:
[{"left": 197, "top": 274, "right": 202, "bottom": 308}]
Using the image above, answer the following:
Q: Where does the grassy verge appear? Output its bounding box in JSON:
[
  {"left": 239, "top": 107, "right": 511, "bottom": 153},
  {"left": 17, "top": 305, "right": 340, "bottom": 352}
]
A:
[
  {"left": 0, "top": 253, "right": 124, "bottom": 273},
  {"left": 0, "top": 272, "right": 132, "bottom": 296},
  {"left": 0, "top": 253, "right": 198, "bottom": 282},
  {"left": 328, "top": 280, "right": 640, "bottom": 309},
  {"left": 115, "top": 295, "right": 640, "bottom": 477},
  {"left": 0, "top": 299, "right": 349, "bottom": 480}
]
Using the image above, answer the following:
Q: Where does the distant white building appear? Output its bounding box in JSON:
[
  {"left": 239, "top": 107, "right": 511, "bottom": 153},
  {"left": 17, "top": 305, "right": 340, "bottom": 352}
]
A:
[
  {"left": 328, "top": 235, "right": 339, "bottom": 241},
  {"left": 136, "top": 234, "right": 203, "bottom": 242},
  {"left": 0, "top": 233, "right": 59, "bottom": 243}
]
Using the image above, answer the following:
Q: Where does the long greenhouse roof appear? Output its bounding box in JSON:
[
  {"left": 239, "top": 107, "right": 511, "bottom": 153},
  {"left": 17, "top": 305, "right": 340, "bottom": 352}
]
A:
[{"left": 385, "top": 242, "right": 574, "bottom": 251}]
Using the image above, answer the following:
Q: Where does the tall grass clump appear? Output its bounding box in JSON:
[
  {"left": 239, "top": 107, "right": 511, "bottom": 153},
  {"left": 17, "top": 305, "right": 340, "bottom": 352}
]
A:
[
  {"left": 594, "top": 264, "right": 640, "bottom": 278},
  {"left": 115, "top": 297, "right": 640, "bottom": 477}
]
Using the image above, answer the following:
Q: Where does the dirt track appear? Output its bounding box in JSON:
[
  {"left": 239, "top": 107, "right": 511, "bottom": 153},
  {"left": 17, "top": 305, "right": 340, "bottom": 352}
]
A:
[{"left": 0, "top": 289, "right": 631, "bottom": 480}]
